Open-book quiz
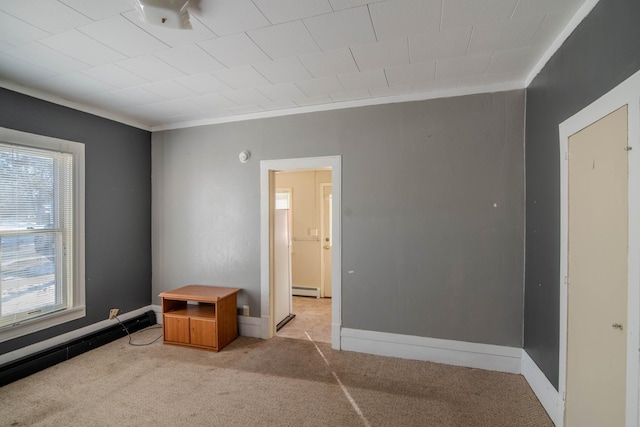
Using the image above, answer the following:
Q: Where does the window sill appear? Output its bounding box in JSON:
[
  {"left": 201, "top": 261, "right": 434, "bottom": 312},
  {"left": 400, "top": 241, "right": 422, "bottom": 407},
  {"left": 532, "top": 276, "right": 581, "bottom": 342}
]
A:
[{"left": 0, "top": 306, "right": 86, "bottom": 343}]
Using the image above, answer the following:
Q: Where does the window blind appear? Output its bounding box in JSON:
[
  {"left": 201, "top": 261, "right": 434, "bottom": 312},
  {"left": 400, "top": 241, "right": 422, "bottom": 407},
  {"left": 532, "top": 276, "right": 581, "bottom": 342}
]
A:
[{"left": 0, "top": 142, "right": 74, "bottom": 328}]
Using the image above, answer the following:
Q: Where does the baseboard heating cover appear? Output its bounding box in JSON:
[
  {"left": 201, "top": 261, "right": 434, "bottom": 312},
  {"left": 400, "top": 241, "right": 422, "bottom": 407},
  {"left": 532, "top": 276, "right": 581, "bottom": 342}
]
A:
[
  {"left": 292, "top": 286, "right": 320, "bottom": 298},
  {"left": 0, "top": 310, "right": 156, "bottom": 387}
]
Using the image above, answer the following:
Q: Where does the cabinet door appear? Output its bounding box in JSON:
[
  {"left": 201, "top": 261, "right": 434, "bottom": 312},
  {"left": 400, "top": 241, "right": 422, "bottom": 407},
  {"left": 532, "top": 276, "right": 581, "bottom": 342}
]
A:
[
  {"left": 190, "top": 318, "right": 217, "bottom": 348},
  {"left": 164, "top": 315, "right": 190, "bottom": 344}
]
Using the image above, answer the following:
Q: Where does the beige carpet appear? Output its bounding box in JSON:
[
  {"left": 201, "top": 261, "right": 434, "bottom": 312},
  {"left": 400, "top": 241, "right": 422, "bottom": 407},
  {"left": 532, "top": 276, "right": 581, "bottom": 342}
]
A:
[{"left": 0, "top": 327, "right": 551, "bottom": 427}]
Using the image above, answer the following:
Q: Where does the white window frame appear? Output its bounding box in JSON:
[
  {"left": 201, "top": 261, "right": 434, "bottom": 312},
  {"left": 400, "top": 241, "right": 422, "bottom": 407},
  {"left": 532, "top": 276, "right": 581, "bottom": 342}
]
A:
[{"left": 0, "top": 127, "right": 85, "bottom": 342}]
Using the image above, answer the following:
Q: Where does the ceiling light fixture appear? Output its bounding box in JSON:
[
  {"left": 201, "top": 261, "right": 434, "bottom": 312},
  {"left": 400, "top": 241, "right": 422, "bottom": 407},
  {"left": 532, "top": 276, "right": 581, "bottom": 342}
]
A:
[{"left": 132, "top": 0, "right": 192, "bottom": 30}]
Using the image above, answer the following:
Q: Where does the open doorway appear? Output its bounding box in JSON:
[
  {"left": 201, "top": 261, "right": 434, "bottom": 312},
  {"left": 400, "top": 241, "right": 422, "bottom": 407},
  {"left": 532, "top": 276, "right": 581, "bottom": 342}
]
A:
[
  {"left": 260, "top": 156, "right": 342, "bottom": 350},
  {"left": 273, "top": 170, "right": 332, "bottom": 343}
]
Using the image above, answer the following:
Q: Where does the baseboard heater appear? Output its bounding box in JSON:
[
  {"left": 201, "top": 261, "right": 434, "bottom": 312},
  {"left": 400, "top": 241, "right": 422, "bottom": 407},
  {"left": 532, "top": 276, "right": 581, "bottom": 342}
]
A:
[
  {"left": 0, "top": 310, "right": 156, "bottom": 387},
  {"left": 292, "top": 286, "right": 320, "bottom": 298}
]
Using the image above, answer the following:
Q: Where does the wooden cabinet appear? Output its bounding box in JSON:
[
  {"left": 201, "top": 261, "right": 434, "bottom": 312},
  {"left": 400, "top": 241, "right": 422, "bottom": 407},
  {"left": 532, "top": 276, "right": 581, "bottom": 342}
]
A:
[{"left": 159, "top": 285, "right": 240, "bottom": 352}]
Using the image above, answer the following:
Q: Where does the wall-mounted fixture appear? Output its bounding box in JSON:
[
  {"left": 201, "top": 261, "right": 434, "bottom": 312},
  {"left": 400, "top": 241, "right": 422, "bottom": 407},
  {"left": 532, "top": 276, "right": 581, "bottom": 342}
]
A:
[
  {"left": 132, "top": 0, "right": 192, "bottom": 29},
  {"left": 239, "top": 150, "right": 251, "bottom": 163}
]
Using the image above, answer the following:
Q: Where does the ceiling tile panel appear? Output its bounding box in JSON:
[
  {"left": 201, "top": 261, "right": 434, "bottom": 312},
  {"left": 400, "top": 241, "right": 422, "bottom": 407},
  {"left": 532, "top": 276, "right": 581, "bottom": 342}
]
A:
[
  {"left": 5, "top": 42, "right": 89, "bottom": 74},
  {"left": 261, "top": 100, "right": 299, "bottom": 111},
  {"left": 369, "top": 0, "right": 441, "bottom": 40},
  {"left": 295, "top": 95, "right": 333, "bottom": 107},
  {"left": 467, "top": 15, "right": 544, "bottom": 54},
  {"left": 528, "top": 14, "right": 568, "bottom": 48},
  {"left": 369, "top": 84, "right": 413, "bottom": 98},
  {"left": 221, "top": 88, "right": 272, "bottom": 106},
  {"left": 39, "top": 30, "right": 126, "bottom": 67},
  {"left": 248, "top": 21, "right": 320, "bottom": 59},
  {"left": 441, "top": 0, "right": 519, "bottom": 30},
  {"left": 385, "top": 61, "right": 436, "bottom": 86},
  {"left": 328, "top": 0, "right": 386, "bottom": 11},
  {"left": 154, "top": 45, "right": 225, "bottom": 75},
  {"left": 409, "top": 27, "right": 472, "bottom": 62},
  {"left": 142, "top": 81, "right": 199, "bottom": 100},
  {"left": 116, "top": 55, "right": 185, "bottom": 82},
  {"left": 31, "top": 72, "right": 115, "bottom": 101},
  {"left": 457, "top": 72, "right": 510, "bottom": 88},
  {"left": 258, "top": 83, "right": 308, "bottom": 102},
  {"left": 486, "top": 47, "right": 541, "bottom": 76},
  {"left": 126, "top": 99, "right": 204, "bottom": 118},
  {"left": 295, "top": 76, "right": 345, "bottom": 97},
  {"left": 0, "top": 11, "right": 49, "bottom": 47},
  {"left": 175, "top": 73, "right": 231, "bottom": 94},
  {"left": 0, "top": 51, "right": 57, "bottom": 83},
  {"left": 190, "top": 93, "right": 237, "bottom": 110},
  {"left": 512, "top": 0, "right": 584, "bottom": 20},
  {"left": 59, "top": 0, "right": 134, "bottom": 20},
  {"left": 198, "top": 33, "right": 271, "bottom": 68},
  {"left": 304, "top": 6, "right": 376, "bottom": 50},
  {"left": 0, "top": 0, "right": 91, "bottom": 34},
  {"left": 212, "top": 66, "right": 271, "bottom": 89},
  {"left": 253, "top": 58, "right": 313, "bottom": 84},
  {"left": 435, "top": 53, "right": 492, "bottom": 80},
  {"left": 88, "top": 87, "right": 165, "bottom": 109},
  {"left": 122, "top": 12, "right": 218, "bottom": 47},
  {"left": 191, "top": 0, "right": 270, "bottom": 36},
  {"left": 299, "top": 48, "right": 359, "bottom": 78},
  {"left": 330, "top": 89, "right": 371, "bottom": 102},
  {"left": 253, "top": 0, "right": 333, "bottom": 24},
  {"left": 351, "top": 37, "right": 410, "bottom": 71},
  {"left": 338, "top": 69, "right": 388, "bottom": 91},
  {"left": 78, "top": 16, "right": 169, "bottom": 57},
  {"left": 229, "top": 105, "right": 266, "bottom": 115},
  {"left": 81, "top": 64, "right": 150, "bottom": 88}
]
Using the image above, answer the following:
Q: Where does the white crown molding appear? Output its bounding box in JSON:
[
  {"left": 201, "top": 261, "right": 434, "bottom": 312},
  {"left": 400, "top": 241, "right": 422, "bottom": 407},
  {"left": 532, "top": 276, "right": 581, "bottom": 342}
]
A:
[
  {"left": 0, "top": 80, "right": 151, "bottom": 132},
  {"left": 525, "top": 0, "right": 601, "bottom": 87},
  {"left": 151, "top": 81, "right": 523, "bottom": 131}
]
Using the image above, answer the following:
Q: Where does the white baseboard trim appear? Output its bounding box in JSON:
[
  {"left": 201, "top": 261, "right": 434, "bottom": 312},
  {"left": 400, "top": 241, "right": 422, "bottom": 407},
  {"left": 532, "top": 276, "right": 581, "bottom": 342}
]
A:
[
  {"left": 151, "top": 304, "right": 162, "bottom": 324},
  {"left": 340, "top": 328, "right": 522, "bottom": 374},
  {"left": 0, "top": 305, "right": 155, "bottom": 366},
  {"left": 238, "top": 315, "right": 262, "bottom": 338},
  {"left": 522, "top": 350, "right": 562, "bottom": 426}
]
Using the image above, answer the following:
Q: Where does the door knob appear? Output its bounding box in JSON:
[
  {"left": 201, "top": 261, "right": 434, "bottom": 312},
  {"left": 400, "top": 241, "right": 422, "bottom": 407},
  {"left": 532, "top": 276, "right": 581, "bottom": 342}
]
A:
[
  {"left": 324, "top": 245, "right": 330, "bottom": 249},
  {"left": 612, "top": 323, "right": 624, "bottom": 330}
]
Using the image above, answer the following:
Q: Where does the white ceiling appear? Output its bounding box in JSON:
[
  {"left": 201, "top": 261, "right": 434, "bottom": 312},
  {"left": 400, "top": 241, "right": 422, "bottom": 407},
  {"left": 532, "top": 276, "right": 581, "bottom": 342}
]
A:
[{"left": 0, "top": 0, "right": 589, "bottom": 131}]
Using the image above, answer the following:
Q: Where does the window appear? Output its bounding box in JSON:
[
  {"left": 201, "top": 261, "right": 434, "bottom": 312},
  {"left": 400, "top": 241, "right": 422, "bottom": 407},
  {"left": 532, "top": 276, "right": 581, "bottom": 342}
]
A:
[{"left": 0, "top": 127, "right": 85, "bottom": 341}]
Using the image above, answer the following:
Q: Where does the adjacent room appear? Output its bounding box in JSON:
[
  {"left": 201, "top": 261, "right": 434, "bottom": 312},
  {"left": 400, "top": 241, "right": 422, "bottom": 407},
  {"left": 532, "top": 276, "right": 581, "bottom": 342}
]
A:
[{"left": 1, "top": 0, "right": 639, "bottom": 425}]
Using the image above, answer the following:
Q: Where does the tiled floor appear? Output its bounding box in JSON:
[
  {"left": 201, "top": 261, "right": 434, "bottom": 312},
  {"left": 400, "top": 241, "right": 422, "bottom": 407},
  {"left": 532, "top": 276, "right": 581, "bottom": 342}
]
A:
[{"left": 277, "top": 296, "right": 331, "bottom": 343}]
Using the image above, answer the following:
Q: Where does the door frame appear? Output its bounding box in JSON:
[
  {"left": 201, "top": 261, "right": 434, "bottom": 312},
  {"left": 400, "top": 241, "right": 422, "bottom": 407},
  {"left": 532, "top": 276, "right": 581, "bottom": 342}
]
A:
[
  {"left": 260, "top": 156, "right": 342, "bottom": 349},
  {"left": 319, "top": 182, "right": 332, "bottom": 298},
  {"left": 558, "top": 70, "right": 640, "bottom": 427}
]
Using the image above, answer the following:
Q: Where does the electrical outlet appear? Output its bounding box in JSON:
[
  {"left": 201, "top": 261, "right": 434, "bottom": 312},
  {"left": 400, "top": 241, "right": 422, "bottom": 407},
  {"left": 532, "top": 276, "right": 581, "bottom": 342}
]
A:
[
  {"left": 109, "top": 308, "right": 119, "bottom": 320},
  {"left": 242, "top": 305, "right": 250, "bottom": 316}
]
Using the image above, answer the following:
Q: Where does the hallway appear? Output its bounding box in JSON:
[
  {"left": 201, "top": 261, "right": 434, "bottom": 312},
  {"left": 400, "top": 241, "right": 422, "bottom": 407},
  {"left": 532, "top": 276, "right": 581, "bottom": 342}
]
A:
[{"left": 277, "top": 296, "right": 331, "bottom": 343}]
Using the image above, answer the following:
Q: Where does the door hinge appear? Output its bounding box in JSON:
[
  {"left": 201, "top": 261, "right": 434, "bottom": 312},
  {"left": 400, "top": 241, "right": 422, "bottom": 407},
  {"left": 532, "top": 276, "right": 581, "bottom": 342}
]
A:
[
  {"left": 564, "top": 152, "right": 568, "bottom": 160},
  {"left": 564, "top": 276, "right": 569, "bottom": 286},
  {"left": 562, "top": 392, "right": 566, "bottom": 402}
]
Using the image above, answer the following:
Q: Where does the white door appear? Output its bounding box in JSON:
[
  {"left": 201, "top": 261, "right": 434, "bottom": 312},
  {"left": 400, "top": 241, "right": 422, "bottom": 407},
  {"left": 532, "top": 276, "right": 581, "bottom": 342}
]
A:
[
  {"left": 274, "top": 209, "right": 292, "bottom": 325},
  {"left": 321, "top": 184, "right": 332, "bottom": 297},
  {"left": 565, "top": 105, "right": 628, "bottom": 426}
]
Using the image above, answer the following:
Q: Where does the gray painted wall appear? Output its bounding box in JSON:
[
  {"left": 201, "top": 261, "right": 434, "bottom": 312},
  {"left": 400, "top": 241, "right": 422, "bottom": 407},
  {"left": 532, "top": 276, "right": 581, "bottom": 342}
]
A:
[
  {"left": 153, "top": 90, "right": 525, "bottom": 347},
  {"left": 525, "top": 0, "right": 640, "bottom": 388},
  {"left": 0, "top": 88, "right": 152, "bottom": 355}
]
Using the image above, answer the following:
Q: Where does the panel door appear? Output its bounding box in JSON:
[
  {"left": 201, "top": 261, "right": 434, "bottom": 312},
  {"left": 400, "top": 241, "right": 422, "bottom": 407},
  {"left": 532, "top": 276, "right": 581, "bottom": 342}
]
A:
[
  {"left": 164, "top": 315, "right": 190, "bottom": 344},
  {"left": 190, "top": 317, "right": 217, "bottom": 348},
  {"left": 566, "top": 105, "right": 628, "bottom": 426}
]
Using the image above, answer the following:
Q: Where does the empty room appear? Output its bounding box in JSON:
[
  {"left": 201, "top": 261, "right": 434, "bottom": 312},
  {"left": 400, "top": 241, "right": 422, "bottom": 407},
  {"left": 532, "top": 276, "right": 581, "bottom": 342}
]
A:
[{"left": 1, "top": 0, "right": 639, "bottom": 425}]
